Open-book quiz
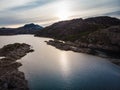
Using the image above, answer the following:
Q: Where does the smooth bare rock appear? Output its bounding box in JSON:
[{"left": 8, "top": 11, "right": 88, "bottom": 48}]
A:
[
  {"left": 0, "top": 43, "right": 34, "bottom": 59},
  {"left": 0, "top": 43, "right": 34, "bottom": 90}
]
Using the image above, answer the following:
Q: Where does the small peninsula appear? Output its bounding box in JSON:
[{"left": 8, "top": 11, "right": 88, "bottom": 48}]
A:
[{"left": 0, "top": 43, "right": 34, "bottom": 90}]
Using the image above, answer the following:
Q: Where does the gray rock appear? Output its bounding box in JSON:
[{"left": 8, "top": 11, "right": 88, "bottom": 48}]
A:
[{"left": 0, "top": 43, "right": 34, "bottom": 90}]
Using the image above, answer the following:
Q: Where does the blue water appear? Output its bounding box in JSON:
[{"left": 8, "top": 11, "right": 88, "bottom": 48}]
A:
[{"left": 0, "top": 35, "right": 120, "bottom": 90}]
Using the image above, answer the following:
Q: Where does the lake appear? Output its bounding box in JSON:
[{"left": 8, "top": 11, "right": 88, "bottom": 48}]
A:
[{"left": 0, "top": 35, "right": 120, "bottom": 90}]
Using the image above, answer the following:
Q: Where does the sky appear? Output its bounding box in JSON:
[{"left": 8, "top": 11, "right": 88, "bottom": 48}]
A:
[{"left": 0, "top": 0, "right": 120, "bottom": 28}]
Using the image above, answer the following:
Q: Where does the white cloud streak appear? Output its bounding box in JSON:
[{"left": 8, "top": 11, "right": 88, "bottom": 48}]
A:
[
  {"left": 0, "top": 0, "right": 119, "bottom": 27},
  {"left": 0, "top": 0, "right": 38, "bottom": 11}
]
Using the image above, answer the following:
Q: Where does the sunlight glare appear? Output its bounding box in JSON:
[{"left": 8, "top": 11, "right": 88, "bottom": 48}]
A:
[
  {"left": 59, "top": 52, "right": 70, "bottom": 77},
  {"left": 57, "top": 1, "right": 70, "bottom": 20}
]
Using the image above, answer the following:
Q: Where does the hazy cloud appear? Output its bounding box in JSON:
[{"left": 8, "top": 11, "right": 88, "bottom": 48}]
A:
[
  {"left": 0, "top": 0, "right": 120, "bottom": 27},
  {"left": 8, "top": 0, "right": 58, "bottom": 11}
]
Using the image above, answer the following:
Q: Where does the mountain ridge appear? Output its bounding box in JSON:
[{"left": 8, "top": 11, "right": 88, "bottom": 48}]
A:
[
  {"left": 0, "top": 23, "right": 43, "bottom": 35},
  {"left": 35, "top": 16, "right": 120, "bottom": 41}
]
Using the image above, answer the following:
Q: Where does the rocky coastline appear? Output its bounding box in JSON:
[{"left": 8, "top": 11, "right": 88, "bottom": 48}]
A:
[
  {"left": 36, "top": 16, "right": 120, "bottom": 66},
  {"left": 46, "top": 40, "right": 120, "bottom": 66},
  {"left": 0, "top": 43, "right": 34, "bottom": 90}
]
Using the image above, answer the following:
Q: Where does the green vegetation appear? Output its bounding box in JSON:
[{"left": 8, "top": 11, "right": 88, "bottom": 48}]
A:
[{"left": 63, "top": 30, "right": 98, "bottom": 41}]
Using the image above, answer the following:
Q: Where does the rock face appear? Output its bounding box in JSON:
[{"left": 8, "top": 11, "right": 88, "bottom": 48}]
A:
[
  {"left": 0, "top": 23, "right": 43, "bottom": 35},
  {"left": 0, "top": 43, "right": 34, "bottom": 59},
  {"left": 0, "top": 43, "right": 34, "bottom": 90},
  {"left": 46, "top": 40, "right": 100, "bottom": 55}
]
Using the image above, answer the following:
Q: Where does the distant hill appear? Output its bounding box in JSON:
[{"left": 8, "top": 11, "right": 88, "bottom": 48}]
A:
[
  {"left": 0, "top": 23, "right": 43, "bottom": 35},
  {"left": 20, "top": 23, "right": 42, "bottom": 30},
  {"left": 35, "top": 16, "right": 120, "bottom": 41}
]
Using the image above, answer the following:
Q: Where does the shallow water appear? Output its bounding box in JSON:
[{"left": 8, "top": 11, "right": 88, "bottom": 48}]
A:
[{"left": 0, "top": 35, "right": 120, "bottom": 90}]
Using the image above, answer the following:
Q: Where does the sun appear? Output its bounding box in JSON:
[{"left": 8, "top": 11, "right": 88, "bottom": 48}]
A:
[
  {"left": 58, "top": 10, "right": 69, "bottom": 20},
  {"left": 57, "top": 2, "right": 70, "bottom": 21}
]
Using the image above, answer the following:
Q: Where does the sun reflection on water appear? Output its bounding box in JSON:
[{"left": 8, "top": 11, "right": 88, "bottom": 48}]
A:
[{"left": 59, "top": 52, "right": 70, "bottom": 77}]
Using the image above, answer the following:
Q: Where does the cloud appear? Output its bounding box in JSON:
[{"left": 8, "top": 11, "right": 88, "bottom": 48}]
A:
[
  {"left": 104, "top": 10, "right": 120, "bottom": 18},
  {"left": 0, "top": 0, "right": 60, "bottom": 27},
  {"left": 0, "top": 0, "right": 120, "bottom": 27},
  {"left": 0, "top": 0, "right": 36, "bottom": 11},
  {"left": 0, "top": 16, "right": 26, "bottom": 26},
  {"left": 0, "top": 11, "right": 58, "bottom": 27},
  {"left": 8, "top": 0, "right": 58, "bottom": 11}
]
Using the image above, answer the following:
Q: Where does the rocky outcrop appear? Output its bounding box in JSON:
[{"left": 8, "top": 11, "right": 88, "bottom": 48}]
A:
[
  {"left": 0, "top": 43, "right": 34, "bottom": 59},
  {"left": 46, "top": 24, "right": 120, "bottom": 58},
  {"left": 75, "top": 25, "right": 120, "bottom": 54},
  {"left": 46, "top": 39, "right": 120, "bottom": 66},
  {"left": 46, "top": 40, "right": 98, "bottom": 54},
  {"left": 0, "top": 43, "right": 34, "bottom": 90}
]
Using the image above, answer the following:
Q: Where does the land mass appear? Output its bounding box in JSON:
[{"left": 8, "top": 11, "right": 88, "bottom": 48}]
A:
[
  {"left": 0, "top": 43, "right": 34, "bottom": 90},
  {"left": 0, "top": 23, "right": 43, "bottom": 35},
  {"left": 35, "top": 16, "right": 120, "bottom": 65}
]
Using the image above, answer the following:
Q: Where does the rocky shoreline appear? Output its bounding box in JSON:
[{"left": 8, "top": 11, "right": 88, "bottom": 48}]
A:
[
  {"left": 46, "top": 40, "right": 120, "bottom": 66},
  {"left": 0, "top": 43, "right": 34, "bottom": 90}
]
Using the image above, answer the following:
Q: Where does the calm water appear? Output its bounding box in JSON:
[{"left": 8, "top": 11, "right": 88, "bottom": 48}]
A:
[{"left": 0, "top": 35, "right": 120, "bottom": 90}]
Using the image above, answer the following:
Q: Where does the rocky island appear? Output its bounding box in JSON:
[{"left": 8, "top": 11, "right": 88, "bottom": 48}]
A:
[{"left": 0, "top": 43, "right": 34, "bottom": 90}]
